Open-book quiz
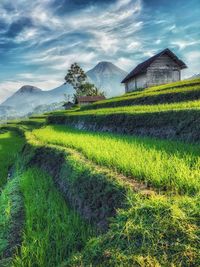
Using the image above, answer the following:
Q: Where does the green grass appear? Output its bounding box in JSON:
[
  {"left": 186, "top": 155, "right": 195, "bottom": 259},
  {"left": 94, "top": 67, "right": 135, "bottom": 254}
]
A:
[
  {"left": 46, "top": 78, "right": 200, "bottom": 117},
  {"left": 0, "top": 176, "right": 22, "bottom": 262},
  {"left": 78, "top": 78, "right": 200, "bottom": 110},
  {"left": 0, "top": 78, "right": 199, "bottom": 266},
  {"left": 120, "top": 77, "right": 200, "bottom": 96},
  {"left": 66, "top": 193, "right": 200, "bottom": 267},
  {"left": 52, "top": 99, "right": 200, "bottom": 117},
  {"left": 13, "top": 167, "right": 95, "bottom": 267},
  {"left": 46, "top": 78, "right": 200, "bottom": 143},
  {"left": 0, "top": 131, "right": 24, "bottom": 188},
  {"left": 30, "top": 125, "right": 200, "bottom": 195}
]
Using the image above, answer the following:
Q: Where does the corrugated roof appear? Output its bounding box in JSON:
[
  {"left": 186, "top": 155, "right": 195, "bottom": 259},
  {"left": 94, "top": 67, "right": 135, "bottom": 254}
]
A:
[
  {"left": 121, "top": 48, "right": 187, "bottom": 83},
  {"left": 77, "top": 96, "right": 106, "bottom": 103}
]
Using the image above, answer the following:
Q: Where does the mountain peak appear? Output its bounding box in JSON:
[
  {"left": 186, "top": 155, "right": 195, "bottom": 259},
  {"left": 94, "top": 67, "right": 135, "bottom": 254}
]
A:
[
  {"left": 96, "top": 61, "right": 115, "bottom": 67},
  {"left": 86, "top": 61, "right": 127, "bottom": 97},
  {"left": 17, "top": 85, "right": 42, "bottom": 94},
  {"left": 88, "top": 61, "right": 127, "bottom": 75}
]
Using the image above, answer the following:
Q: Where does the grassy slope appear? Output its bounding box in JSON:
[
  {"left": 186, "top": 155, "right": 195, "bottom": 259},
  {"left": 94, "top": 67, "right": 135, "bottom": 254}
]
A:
[
  {"left": 13, "top": 168, "right": 95, "bottom": 267},
  {"left": 0, "top": 131, "right": 24, "bottom": 188},
  {"left": 51, "top": 99, "right": 200, "bottom": 116},
  {"left": 47, "top": 79, "right": 200, "bottom": 143},
  {"left": 0, "top": 79, "right": 200, "bottom": 266},
  {"left": 66, "top": 193, "right": 200, "bottom": 267},
  {"left": 31, "top": 125, "right": 200, "bottom": 195},
  {"left": 0, "top": 176, "right": 23, "bottom": 265},
  {"left": 26, "top": 127, "right": 200, "bottom": 266},
  {"left": 48, "top": 78, "right": 200, "bottom": 115},
  {"left": 25, "top": 144, "right": 128, "bottom": 229},
  {"left": 80, "top": 78, "right": 200, "bottom": 110}
]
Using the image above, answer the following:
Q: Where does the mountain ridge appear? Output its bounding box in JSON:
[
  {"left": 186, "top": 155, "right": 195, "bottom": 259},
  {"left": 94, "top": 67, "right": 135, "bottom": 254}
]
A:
[{"left": 0, "top": 61, "right": 127, "bottom": 118}]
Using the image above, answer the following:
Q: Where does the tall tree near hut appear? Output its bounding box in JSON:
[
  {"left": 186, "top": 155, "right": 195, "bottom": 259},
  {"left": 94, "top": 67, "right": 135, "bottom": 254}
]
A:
[
  {"left": 64, "top": 63, "right": 105, "bottom": 99},
  {"left": 65, "top": 63, "right": 87, "bottom": 92}
]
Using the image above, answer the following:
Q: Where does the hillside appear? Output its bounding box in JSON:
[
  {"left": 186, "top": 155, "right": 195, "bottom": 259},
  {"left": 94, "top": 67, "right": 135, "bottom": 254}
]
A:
[
  {"left": 48, "top": 78, "right": 200, "bottom": 142},
  {"left": 0, "top": 78, "right": 199, "bottom": 266},
  {"left": 0, "top": 62, "right": 127, "bottom": 118}
]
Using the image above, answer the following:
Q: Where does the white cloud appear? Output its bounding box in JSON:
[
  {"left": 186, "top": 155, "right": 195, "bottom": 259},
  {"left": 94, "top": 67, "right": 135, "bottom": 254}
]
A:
[
  {"left": 168, "top": 24, "right": 177, "bottom": 33},
  {"left": 171, "top": 40, "right": 199, "bottom": 50},
  {"left": 182, "top": 51, "right": 200, "bottom": 78},
  {"left": 127, "top": 41, "right": 141, "bottom": 50},
  {"left": 50, "top": 52, "right": 97, "bottom": 70},
  {"left": 0, "top": 81, "right": 24, "bottom": 103},
  {"left": 114, "top": 57, "right": 134, "bottom": 71},
  {"left": 143, "top": 51, "right": 155, "bottom": 58},
  {"left": 155, "top": 39, "right": 161, "bottom": 45},
  {"left": 116, "top": 0, "right": 133, "bottom": 9}
]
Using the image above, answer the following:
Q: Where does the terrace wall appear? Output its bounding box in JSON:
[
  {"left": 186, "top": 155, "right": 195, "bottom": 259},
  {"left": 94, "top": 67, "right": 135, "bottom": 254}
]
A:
[{"left": 48, "top": 109, "right": 200, "bottom": 143}]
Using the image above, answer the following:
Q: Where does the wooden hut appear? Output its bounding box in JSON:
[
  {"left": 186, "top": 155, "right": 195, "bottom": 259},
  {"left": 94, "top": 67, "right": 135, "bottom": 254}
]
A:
[{"left": 122, "top": 48, "right": 187, "bottom": 92}]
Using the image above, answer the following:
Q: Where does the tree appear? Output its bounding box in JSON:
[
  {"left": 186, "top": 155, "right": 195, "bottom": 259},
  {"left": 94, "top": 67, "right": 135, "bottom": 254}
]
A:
[
  {"left": 64, "top": 63, "right": 87, "bottom": 92},
  {"left": 65, "top": 63, "right": 105, "bottom": 99},
  {"left": 64, "top": 93, "right": 71, "bottom": 102},
  {"left": 77, "top": 83, "right": 105, "bottom": 97}
]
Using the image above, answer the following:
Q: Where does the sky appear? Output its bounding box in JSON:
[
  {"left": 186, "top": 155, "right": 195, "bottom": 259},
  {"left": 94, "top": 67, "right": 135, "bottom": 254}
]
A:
[{"left": 0, "top": 0, "right": 200, "bottom": 102}]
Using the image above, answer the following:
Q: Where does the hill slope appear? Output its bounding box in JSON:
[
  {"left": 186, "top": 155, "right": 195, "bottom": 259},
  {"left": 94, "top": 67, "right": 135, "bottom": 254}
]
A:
[
  {"left": 48, "top": 78, "right": 200, "bottom": 142},
  {"left": 0, "top": 78, "right": 200, "bottom": 266}
]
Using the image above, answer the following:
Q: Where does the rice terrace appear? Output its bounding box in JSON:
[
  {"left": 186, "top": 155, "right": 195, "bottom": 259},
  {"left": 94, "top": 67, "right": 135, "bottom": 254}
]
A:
[{"left": 0, "top": 0, "right": 200, "bottom": 266}]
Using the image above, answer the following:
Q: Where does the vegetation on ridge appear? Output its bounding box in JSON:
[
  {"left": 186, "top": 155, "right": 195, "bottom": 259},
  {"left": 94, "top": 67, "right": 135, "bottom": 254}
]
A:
[
  {"left": 30, "top": 125, "right": 200, "bottom": 195},
  {"left": 79, "top": 78, "right": 200, "bottom": 110},
  {"left": 0, "top": 131, "right": 24, "bottom": 188}
]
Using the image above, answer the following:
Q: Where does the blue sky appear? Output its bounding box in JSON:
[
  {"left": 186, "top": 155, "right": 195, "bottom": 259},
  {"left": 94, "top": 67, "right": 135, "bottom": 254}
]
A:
[{"left": 0, "top": 0, "right": 200, "bottom": 102}]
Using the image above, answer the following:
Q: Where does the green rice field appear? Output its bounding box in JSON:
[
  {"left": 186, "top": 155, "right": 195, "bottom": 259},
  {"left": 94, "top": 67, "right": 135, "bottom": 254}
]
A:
[
  {"left": 30, "top": 125, "right": 200, "bottom": 195},
  {"left": 0, "top": 131, "right": 24, "bottom": 188}
]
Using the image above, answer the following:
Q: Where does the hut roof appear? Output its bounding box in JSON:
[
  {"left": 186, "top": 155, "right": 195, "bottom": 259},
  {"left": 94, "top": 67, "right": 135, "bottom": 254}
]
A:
[{"left": 121, "top": 48, "right": 187, "bottom": 83}]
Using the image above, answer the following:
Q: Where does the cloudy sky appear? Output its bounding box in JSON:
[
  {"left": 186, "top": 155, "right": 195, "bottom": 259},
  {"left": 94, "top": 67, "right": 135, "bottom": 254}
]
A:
[{"left": 0, "top": 0, "right": 199, "bottom": 102}]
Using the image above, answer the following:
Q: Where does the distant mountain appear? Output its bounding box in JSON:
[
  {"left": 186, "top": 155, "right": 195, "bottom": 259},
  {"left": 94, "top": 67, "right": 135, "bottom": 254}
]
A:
[
  {"left": 0, "top": 61, "right": 127, "bottom": 118},
  {"left": 86, "top": 61, "right": 127, "bottom": 97},
  {"left": 2, "top": 86, "right": 44, "bottom": 115},
  {"left": 48, "top": 83, "right": 74, "bottom": 98},
  {"left": 0, "top": 105, "right": 17, "bottom": 117},
  {"left": 28, "top": 102, "right": 65, "bottom": 116},
  {"left": 0, "top": 84, "right": 74, "bottom": 116}
]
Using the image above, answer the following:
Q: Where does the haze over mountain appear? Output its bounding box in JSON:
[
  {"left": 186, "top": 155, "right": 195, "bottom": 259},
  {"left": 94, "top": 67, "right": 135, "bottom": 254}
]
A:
[
  {"left": 1, "top": 84, "right": 74, "bottom": 116},
  {"left": 0, "top": 62, "right": 127, "bottom": 118},
  {"left": 87, "top": 61, "right": 127, "bottom": 97}
]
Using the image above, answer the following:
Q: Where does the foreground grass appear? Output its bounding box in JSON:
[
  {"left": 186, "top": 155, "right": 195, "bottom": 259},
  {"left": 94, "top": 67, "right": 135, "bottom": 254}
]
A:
[
  {"left": 13, "top": 168, "right": 95, "bottom": 267},
  {"left": 0, "top": 177, "right": 22, "bottom": 263},
  {"left": 0, "top": 131, "right": 24, "bottom": 188},
  {"left": 30, "top": 125, "right": 200, "bottom": 195},
  {"left": 66, "top": 193, "right": 200, "bottom": 267}
]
